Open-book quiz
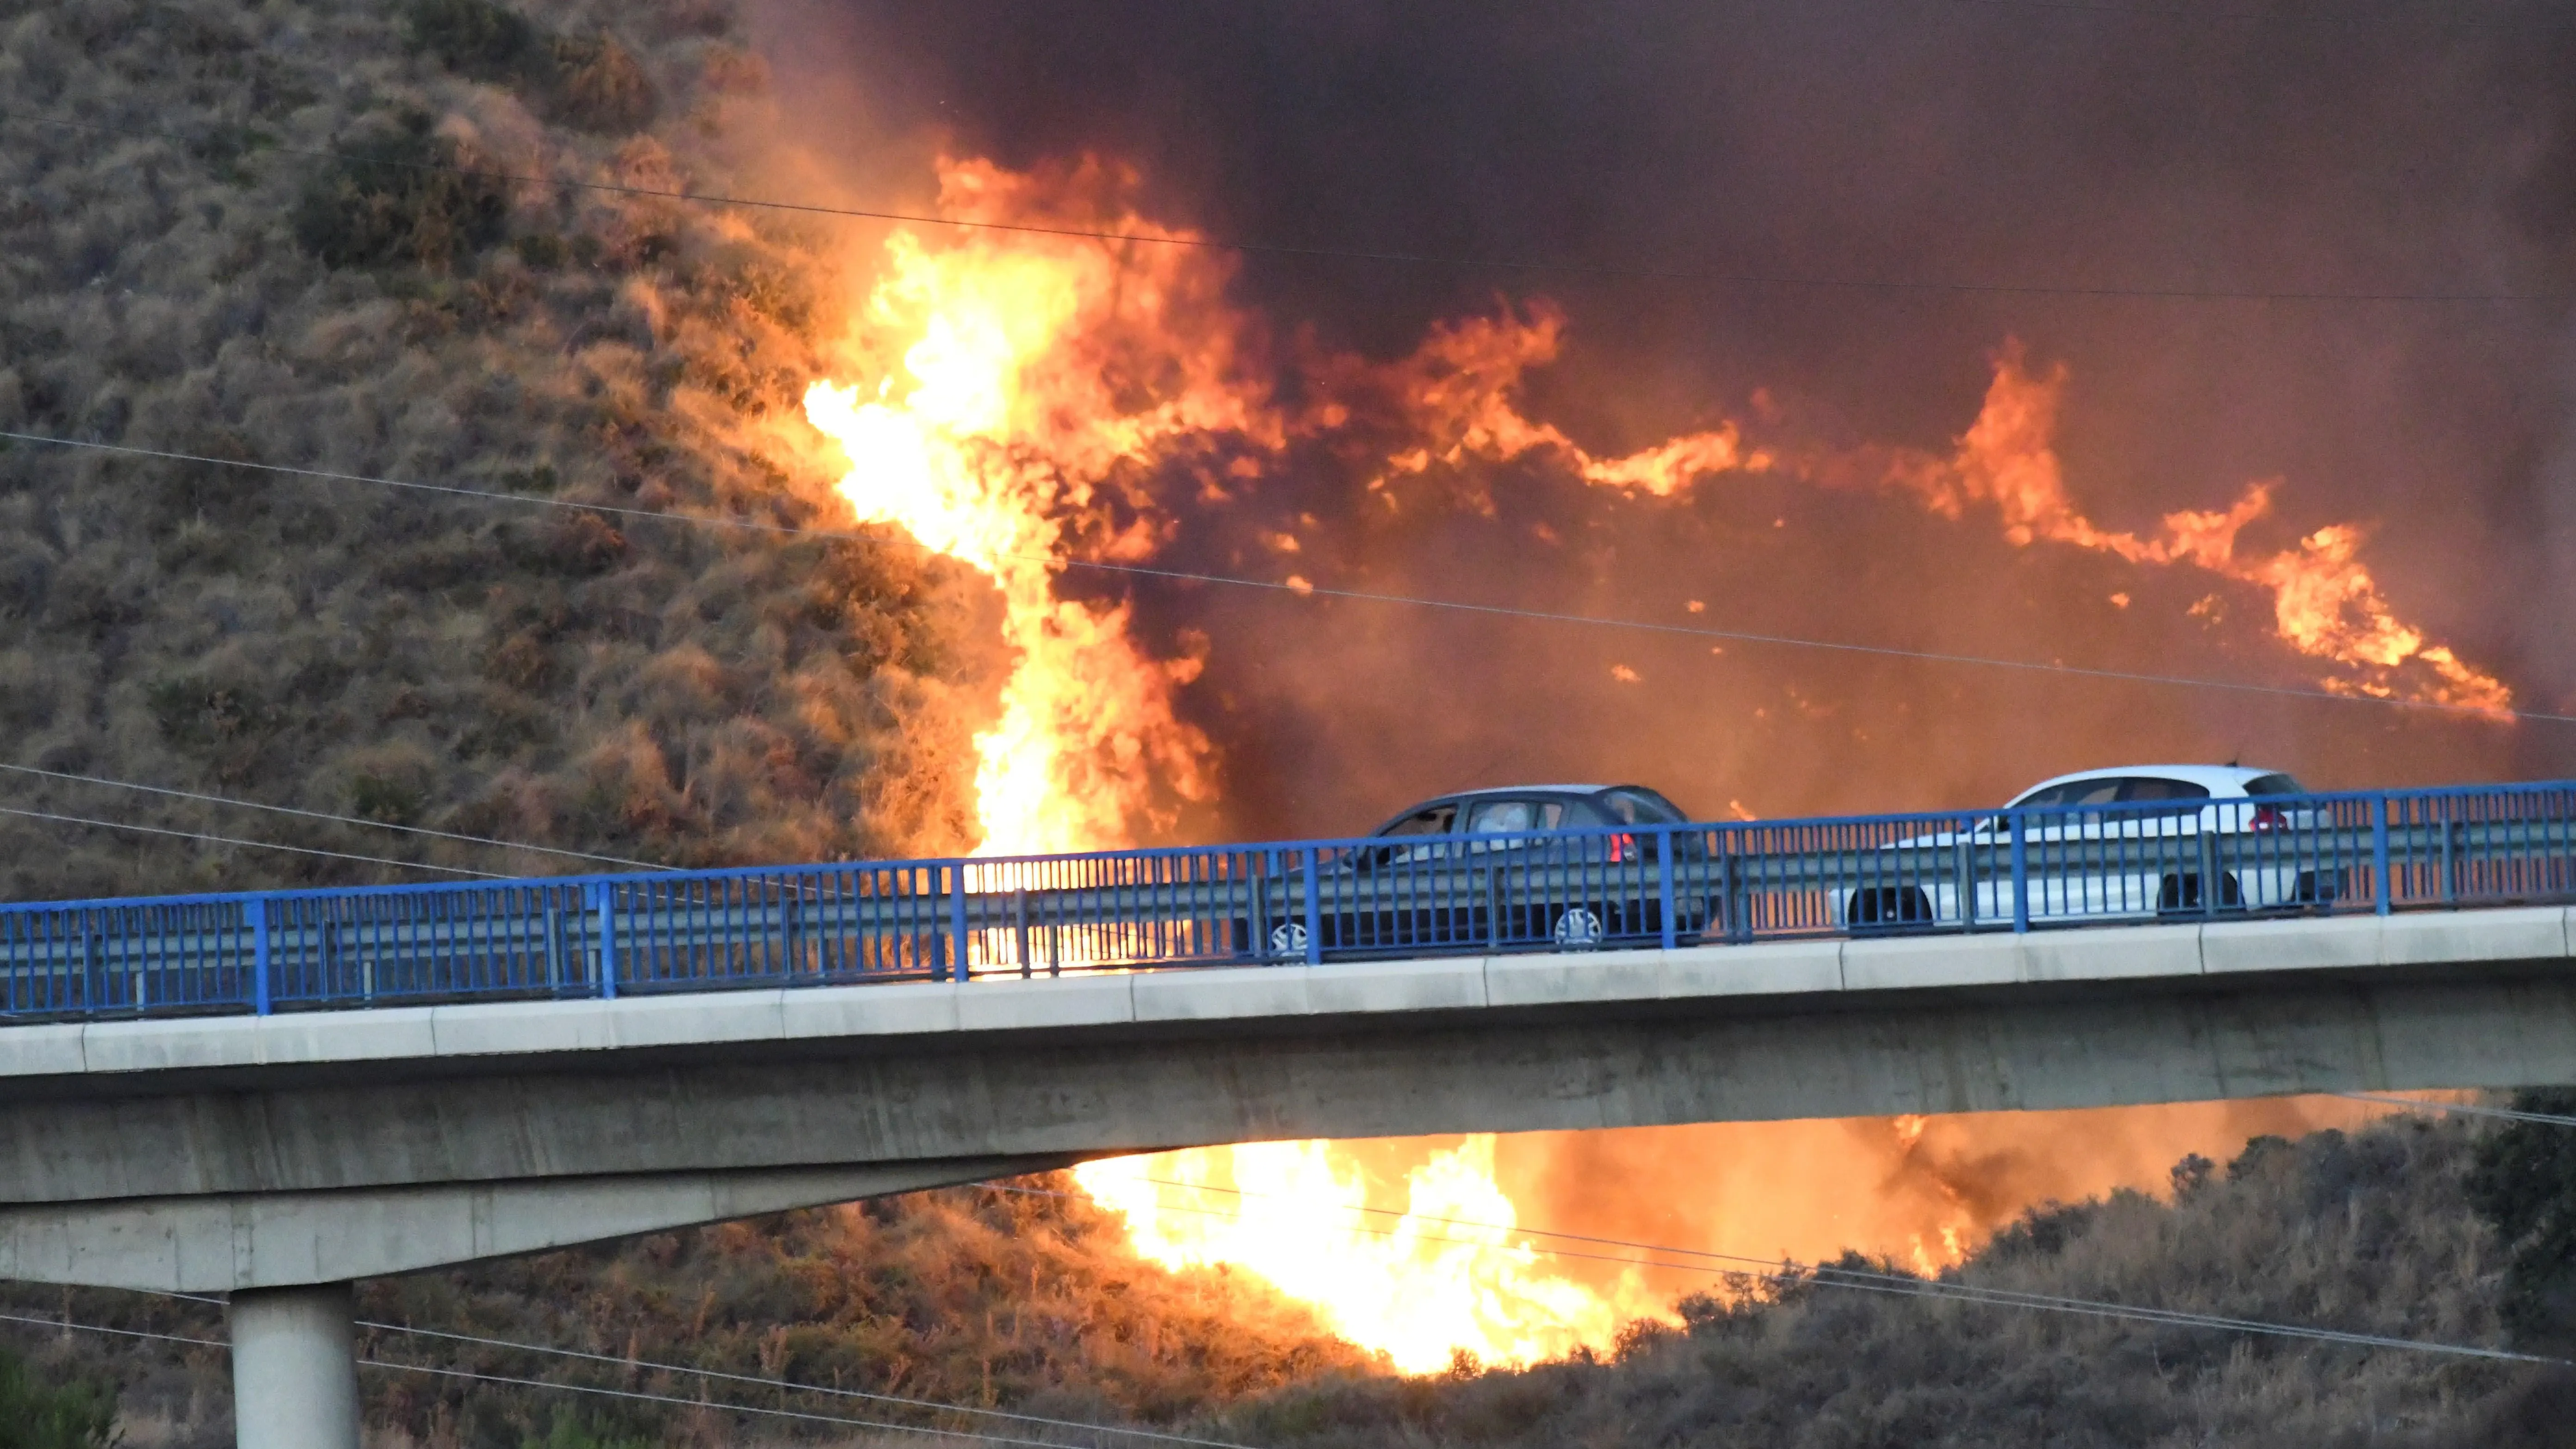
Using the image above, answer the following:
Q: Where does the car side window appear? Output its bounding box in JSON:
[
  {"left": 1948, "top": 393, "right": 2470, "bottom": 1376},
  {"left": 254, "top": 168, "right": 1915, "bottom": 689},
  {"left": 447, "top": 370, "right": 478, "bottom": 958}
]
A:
[
  {"left": 1468, "top": 800, "right": 1537, "bottom": 833},
  {"left": 2121, "top": 778, "right": 2212, "bottom": 803},
  {"left": 1596, "top": 788, "right": 1686, "bottom": 825},
  {"left": 2019, "top": 779, "right": 2121, "bottom": 809},
  {"left": 2244, "top": 774, "right": 2305, "bottom": 796},
  {"left": 1382, "top": 805, "right": 1457, "bottom": 837}
]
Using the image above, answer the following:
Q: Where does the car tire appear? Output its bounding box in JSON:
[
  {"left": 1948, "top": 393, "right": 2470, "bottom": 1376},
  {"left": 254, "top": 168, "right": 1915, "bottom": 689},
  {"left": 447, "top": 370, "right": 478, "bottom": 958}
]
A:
[
  {"left": 1846, "top": 886, "right": 1933, "bottom": 929},
  {"left": 1269, "top": 922, "right": 1310, "bottom": 961},
  {"left": 2157, "top": 872, "right": 2244, "bottom": 915}
]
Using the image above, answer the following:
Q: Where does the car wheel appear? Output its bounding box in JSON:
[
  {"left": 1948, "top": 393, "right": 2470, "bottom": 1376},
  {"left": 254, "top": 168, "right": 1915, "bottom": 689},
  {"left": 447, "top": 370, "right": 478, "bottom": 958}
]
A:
[
  {"left": 1847, "top": 886, "right": 1933, "bottom": 929},
  {"left": 1269, "top": 922, "right": 1310, "bottom": 961},
  {"left": 1552, "top": 907, "right": 1606, "bottom": 952}
]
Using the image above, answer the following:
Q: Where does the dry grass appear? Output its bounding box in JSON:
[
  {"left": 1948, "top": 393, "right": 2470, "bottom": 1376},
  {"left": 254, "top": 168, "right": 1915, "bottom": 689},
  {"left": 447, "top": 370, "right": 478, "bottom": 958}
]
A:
[
  {"left": 1213, "top": 1117, "right": 2553, "bottom": 1449},
  {"left": 0, "top": 0, "right": 997, "bottom": 898}
]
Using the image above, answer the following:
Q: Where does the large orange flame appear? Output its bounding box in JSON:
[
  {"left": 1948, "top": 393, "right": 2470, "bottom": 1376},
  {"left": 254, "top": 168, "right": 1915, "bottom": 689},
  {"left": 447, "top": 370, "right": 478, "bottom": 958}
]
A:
[
  {"left": 1072, "top": 1138, "right": 1664, "bottom": 1373},
  {"left": 803, "top": 158, "right": 1269, "bottom": 854},
  {"left": 1892, "top": 344, "right": 2512, "bottom": 713},
  {"left": 799, "top": 155, "right": 2512, "bottom": 1375}
]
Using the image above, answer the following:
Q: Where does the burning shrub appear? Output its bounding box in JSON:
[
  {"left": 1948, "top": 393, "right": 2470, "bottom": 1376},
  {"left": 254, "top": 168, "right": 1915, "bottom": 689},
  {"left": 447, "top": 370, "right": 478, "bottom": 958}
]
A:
[{"left": 290, "top": 114, "right": 510, "bottom": 272}]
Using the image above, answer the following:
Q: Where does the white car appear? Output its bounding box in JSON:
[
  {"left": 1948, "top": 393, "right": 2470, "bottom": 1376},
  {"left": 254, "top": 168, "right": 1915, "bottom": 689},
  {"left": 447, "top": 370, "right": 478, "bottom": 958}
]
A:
[{"left": 1836, "top": 765, "right": 2327, "bottom": 929}]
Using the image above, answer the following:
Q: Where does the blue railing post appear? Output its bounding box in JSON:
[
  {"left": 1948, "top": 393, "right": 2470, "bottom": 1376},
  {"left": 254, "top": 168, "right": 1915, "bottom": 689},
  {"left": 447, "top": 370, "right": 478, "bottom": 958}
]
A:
[
  {"left": 1302, "top": 847, "right": 1323, "bottom": 965},
  {"left": 2372, "top": 795, "right": 2393, "bottom": 916},
  {"left": 590, "top": 882, "right": 619, "bottom": 999},
  {"left": 2010, "top": 811, "right": 2030, "bottom": 933},
  {"left": 1657, "top": 827, "right": 1678, "bottom": 951},
  {"left": 949, "top": 864, "right": 972, "bottom": 983},
  {"left": 250, "top": 895, "right": 272, "bottom": 1016}
]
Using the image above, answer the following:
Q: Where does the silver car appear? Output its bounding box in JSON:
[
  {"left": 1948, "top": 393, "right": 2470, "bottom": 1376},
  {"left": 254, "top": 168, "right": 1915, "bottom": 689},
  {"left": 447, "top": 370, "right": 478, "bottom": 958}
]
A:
[{"left": 1836, "top": 765, "right": 2325, "bottom": 928}]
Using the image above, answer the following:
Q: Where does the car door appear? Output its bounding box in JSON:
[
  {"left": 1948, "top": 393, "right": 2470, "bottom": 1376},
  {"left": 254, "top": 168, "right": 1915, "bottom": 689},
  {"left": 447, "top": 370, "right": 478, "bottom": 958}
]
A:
[
  {"left": 2114, "top": 777, "right": 2212, "bottom": 914},
  {"left": 1464, "top": 797, "right": 1564, "bottom": 860},
  {"left": 2007, "top": 777, "right": 2124, "bottom": 920}
]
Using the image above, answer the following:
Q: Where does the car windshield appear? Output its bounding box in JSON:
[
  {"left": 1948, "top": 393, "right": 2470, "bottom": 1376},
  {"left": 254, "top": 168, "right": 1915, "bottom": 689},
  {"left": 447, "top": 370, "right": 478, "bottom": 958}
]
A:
[
  {"left": 1594, "top": 787, "right": 1688, "bottom": 825},
  {"left": 2244, "top": 773, "right": 2307, "bottom": 796}
]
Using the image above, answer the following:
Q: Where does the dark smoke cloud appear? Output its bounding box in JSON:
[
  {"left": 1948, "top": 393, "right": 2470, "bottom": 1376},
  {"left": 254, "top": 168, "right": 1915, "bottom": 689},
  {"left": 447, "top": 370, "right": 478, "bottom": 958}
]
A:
[{"left": 749, "top": 0, "right": 2576, "bottom": 836}]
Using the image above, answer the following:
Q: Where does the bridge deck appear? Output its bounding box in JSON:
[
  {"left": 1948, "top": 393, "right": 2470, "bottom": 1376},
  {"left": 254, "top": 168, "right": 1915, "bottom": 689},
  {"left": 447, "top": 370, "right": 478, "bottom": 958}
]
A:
[{"left": 3, "top": 781, "right": 2571, "bottom": 1021}]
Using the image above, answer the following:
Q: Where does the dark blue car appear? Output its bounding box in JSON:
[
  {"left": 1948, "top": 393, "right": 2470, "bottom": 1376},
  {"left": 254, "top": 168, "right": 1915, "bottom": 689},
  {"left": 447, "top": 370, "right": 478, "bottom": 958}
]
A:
[{"left": 1244, "top": 784, "right": 1706, "bottom": 960}]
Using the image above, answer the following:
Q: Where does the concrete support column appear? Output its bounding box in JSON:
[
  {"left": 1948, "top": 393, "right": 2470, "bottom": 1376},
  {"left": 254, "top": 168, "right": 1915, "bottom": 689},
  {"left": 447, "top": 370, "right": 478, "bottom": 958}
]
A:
[{"left": 229, "top": 1283, "right": 360, "bottom": 1449}]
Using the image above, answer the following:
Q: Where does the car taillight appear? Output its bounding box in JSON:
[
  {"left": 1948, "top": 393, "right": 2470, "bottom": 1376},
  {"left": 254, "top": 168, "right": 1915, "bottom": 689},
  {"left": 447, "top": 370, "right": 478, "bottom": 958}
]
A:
[
  {"left": 1609, "top": 832, "right": 1636, "bottom": 862},
  {"left": 2251, "top": 805, "right": 2286, "bottom": 832}
]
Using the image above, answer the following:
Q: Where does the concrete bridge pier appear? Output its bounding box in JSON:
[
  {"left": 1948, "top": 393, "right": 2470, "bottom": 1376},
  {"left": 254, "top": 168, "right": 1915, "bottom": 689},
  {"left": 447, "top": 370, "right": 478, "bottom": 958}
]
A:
[{"left": 229, "top": 1283, "right": 359, "bottom": 1449}]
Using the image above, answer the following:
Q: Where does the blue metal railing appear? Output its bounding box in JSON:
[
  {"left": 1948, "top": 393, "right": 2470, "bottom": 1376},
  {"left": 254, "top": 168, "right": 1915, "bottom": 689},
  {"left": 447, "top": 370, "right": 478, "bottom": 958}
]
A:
[{"left": 3, "top": 780, "right": 2573, "bottom": 1022}]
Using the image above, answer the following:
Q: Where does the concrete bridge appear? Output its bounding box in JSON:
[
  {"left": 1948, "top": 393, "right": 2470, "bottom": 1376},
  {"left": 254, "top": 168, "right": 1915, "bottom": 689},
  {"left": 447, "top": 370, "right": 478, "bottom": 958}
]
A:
[
  {"left": 7, "top": 905, "right": 2576, "bottom": 1444},
  {"left": 9, "top": 778, "right": 2576, "bottom": 1446}
]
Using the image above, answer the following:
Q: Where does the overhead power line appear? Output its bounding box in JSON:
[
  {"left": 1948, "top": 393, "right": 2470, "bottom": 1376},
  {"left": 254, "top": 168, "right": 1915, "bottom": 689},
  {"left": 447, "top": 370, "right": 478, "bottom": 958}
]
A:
[
  {"left": 0, "top": 761, "right": 666, "bottom": 873},
  {"left": 0, "top": 110, "right": 2552, "bottom": 306},
  {"left": 0, "top": 1304, "right": 1254, "bottom": 1449},
  {"left": 0, "top": 804, "right": 502, "bottom": 879},
  {"left": 6, "top": 428, "right": 2567, "bottom": 729},
  {"left": 990, "top": 1176, "right": 2559, "bottom": 1366},
  {"left": 367, "top": 1359, "right": 1155, "bottom": 1448},
  {"left": 2336, "top": 1091, "right": 2576, "bottom": 1127},
  {"left": 360, "top": 1319, "right": 1261, "bottom": 1449}
]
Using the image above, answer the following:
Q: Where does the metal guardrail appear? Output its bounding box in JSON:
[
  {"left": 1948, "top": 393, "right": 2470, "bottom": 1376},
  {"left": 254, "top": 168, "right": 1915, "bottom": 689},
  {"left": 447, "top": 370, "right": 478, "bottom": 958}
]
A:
[{"left": 3, "top": 782, "right": 2573, "bottom": 1022}]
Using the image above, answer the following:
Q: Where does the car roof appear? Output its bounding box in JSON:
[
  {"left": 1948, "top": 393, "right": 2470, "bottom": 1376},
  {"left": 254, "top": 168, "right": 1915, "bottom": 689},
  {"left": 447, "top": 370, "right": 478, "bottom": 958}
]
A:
[
  {"left": 1445, "top": 784, "right": 1616, "bottom": 798},
  {"left": 2010, "top": 764, "right": 2292, "bottom": 801}
]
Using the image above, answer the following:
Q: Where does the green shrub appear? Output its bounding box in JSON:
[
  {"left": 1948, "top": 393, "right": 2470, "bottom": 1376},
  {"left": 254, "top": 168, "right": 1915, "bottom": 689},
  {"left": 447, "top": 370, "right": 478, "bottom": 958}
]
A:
[
  {"left": 549, "top": 34, "right": 658, "bottom": 134},
  {"left": 402, "top": 0, "right": 540, "bottom": 79},
  {"left": 522, "top": 1406, "right": 657, "bottom": 1449},
  {"left": 291, "top": 114, "right": 510, "bottom": 272},
  {"left": 2470, "top": 1088, "right": 2576, "bottom": 1347},
  {"left": 0, "top": 1347, "right": 117, "bottom": 1449}
]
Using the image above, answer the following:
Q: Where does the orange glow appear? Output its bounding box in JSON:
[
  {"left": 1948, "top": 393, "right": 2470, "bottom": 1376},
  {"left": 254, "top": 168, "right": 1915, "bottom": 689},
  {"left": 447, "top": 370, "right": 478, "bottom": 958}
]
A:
[
  {"left": 798, "top": 154, "right": 2514, "bottom": 1375},
  {"left": 1899, "top": 345, "right": 2513, "bottom": 714},
  {"left": 1072, "top": 1138, "right": 1664, "bottom": 1373},
  {"left": 1365, "top": 303, "right": 1768, "bottom": 502},
  {"left": 802, "top": 157, "right": 1268, "bottom": 855},
  {"left": 801, "top": 159, "right": 1650, "bottom": 1369}
]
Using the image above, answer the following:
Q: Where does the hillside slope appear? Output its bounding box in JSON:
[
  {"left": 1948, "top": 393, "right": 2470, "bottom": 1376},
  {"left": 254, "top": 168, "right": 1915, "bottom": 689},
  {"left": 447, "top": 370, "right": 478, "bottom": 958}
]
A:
[
  {"left": 0, "top": 0, "right": 990, "bottom": 899},
  {"left": 1215, "top": 1116, "right": 2560, "bottom": 1449},
  {"left": 0, "top": 1115, "right": 2557, "bottom": 1446}
]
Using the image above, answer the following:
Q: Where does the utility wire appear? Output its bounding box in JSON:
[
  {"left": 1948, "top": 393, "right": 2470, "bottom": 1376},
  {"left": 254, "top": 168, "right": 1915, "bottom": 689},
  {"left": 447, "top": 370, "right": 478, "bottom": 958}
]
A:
[
  {"left": 0, "top": 761, "right": 668, "bottom": 873},
  {"left": 0, "top": 1305, "right": 1244, "bottom": 1448},
  {"left": 986, "top": 1177, "right": 2558, "bottom": 1365},
  {"left": 359, "top": 1319, "right": 1263, "bottom": 1449},
  {"left": 0, "top": 110, "right": 2552, "bottom": 305},
  {"left": 0, "top": 1308, "right": 222, "bottom": 1349},
  {"left": 0, "top": 804, "right": 503, "bottom": 879},
  {"left": 125, "top": 1288, "right": 1251, "bottom": 1449},
  {"left": 365, "top": 1360, "right": 1149, "bottom": 1447},
  {"left": 2335, "top": 1091, "right": 2576, "bottom": 1127},
  {"left": 6, "top": 428, "right": 2567, "bottom": 729}
]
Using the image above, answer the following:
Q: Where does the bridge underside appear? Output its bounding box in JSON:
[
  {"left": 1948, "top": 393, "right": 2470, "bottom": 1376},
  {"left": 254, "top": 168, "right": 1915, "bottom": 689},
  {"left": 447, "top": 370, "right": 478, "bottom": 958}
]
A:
[
  {"left": 0, "top": 1158, "right": 1075, "bottom": 1293},
  {"left": 4, "top": 912, "right": 2574, "bottom": 1290}
]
